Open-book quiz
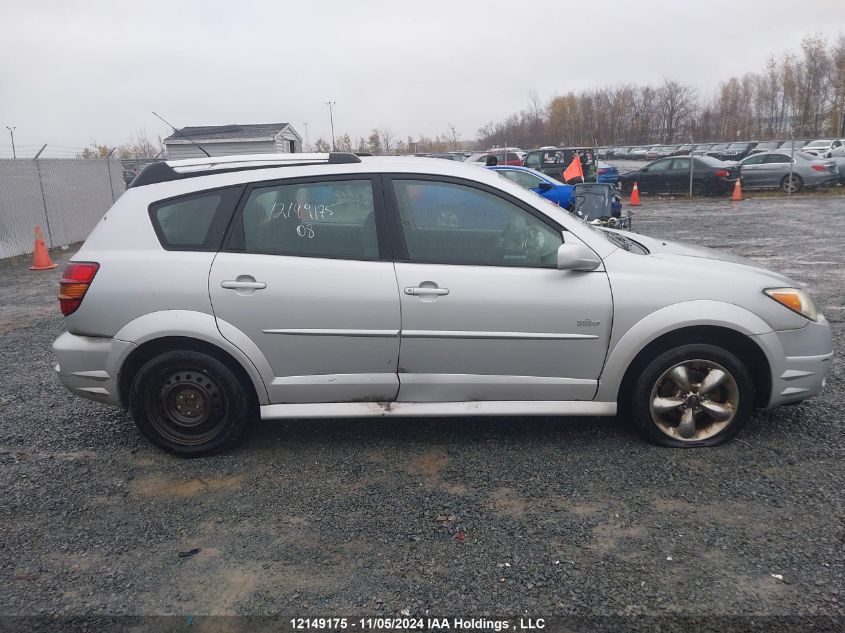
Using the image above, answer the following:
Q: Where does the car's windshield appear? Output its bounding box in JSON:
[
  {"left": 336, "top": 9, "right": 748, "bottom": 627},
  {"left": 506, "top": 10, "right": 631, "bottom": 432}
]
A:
[
  {"left": 805, "top": 140, "right": 829, "bottom": 147},
  {"left": 727, "top": 143, "right": 748, "bottom": 149}
]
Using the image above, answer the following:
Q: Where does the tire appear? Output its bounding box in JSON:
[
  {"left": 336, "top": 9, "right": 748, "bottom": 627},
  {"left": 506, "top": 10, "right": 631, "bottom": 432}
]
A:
[
  {"left": 129, "top": 350, "right": 255, "bottom": 456},
  {"left": 780, "top": 174, "right": 803, "bottom": 193},
  {"left": 691, "top": 180, "right": 706, "bottom": 197},
  {"left": 626, "top": 344, "right": 755, "bottom": 448}
]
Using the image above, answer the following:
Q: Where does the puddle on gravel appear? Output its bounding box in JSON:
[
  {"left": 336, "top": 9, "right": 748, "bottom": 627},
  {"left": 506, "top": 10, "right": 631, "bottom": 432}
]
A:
[
  {"left": 405, "top": 450, "right": 449, "bottom": 477},
  {"left": 131, "top": 474, "right": 245, "bottom": 498}
]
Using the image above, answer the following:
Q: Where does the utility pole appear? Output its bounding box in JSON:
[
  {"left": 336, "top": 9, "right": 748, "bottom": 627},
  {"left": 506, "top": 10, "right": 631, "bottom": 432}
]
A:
[
  {"left": 302, "top": 122, "right": 310, "bottom": 152},
  {"left": 325, "top": 101, "right": 336, "bottom": 151},
  {"left": 6, "top": 126, "right": 16, "bottom": 158}
]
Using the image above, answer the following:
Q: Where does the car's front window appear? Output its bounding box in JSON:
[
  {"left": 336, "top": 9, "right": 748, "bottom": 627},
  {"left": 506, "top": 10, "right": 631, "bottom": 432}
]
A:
[{"left": 392, "top": 179, "right": 562, "bottom": 267}]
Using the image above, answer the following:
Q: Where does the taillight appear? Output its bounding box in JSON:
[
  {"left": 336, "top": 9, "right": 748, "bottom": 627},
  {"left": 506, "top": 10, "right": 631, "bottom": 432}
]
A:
[
  {"left": 714, "top": 169, "right": 730, "bottom": 177},
  {"left": 598, "top": 168, "right": 609, "bottom": 175},
  {"left": 59, "top": 262, "right": 99, "bottom": 316},
  {"left": 811, "top": 164, "right": 827, "bottom": 172}
]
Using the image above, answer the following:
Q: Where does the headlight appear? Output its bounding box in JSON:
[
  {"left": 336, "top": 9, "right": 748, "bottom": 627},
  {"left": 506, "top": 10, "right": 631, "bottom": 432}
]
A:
[{"left": 764, "top": 288, "right": 818, "bottom": 321}]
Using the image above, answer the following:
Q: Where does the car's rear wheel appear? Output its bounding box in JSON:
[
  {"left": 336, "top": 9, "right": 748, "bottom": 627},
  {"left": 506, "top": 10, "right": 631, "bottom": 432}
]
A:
[
  {"left": 627, "top": 344, "right": 754, "bottom": 447},
  {"left": 691, "top": 180, "right": 706, "bottom": 196},
  {"left": 129, "top": 350, "right": 254, "bottom": 456},
  {"left": 781, "top": 174, "right": 803, "bottom": 193}
]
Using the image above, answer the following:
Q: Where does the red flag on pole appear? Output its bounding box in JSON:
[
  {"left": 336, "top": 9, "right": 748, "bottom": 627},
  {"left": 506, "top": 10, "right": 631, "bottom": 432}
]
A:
[{"left": 562, "top": 155, "right": 584, "bottom": 183}]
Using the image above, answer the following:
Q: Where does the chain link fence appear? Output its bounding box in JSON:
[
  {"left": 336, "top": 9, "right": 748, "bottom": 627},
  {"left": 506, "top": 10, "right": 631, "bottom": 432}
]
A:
[{"left": 0, "top": 158, "right": 124, "bottom": 259}]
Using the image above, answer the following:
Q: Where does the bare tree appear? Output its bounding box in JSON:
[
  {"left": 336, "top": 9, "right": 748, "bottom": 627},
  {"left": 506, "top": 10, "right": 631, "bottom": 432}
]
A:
[
  {"left": 378, "top": 127, "right": 395, "bottom": 155},
  {"left": 118, "top": 130, "right": 164, "bottom": 159},
  {"left": 447, "top": 123, "right": 461, "bottom": 150}
]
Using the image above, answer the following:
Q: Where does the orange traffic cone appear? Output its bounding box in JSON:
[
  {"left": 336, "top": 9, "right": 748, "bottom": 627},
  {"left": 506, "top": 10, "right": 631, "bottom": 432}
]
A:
[
  {"left": 730, "top": 178, "right": 743, "bottom": 201},
  {"left": 30, "top": 225, "right": 57, "bottom": 270},
  {"left": 629, "top": 182, "right": 641, "bottom": 206}
]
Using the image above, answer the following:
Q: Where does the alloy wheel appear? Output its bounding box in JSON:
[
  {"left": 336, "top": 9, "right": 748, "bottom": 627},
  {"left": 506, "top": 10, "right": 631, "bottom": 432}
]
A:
[{"left": 648, "top": 359, "right": 740, "bottom": 441}]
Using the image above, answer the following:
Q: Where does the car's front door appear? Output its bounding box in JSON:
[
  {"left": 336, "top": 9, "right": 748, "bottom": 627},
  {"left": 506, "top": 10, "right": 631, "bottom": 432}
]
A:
[
  {"left": 383, "top": 176, "right": 613, "bottom": 402},
  {"left": 640, "top": 158, "right": 672, "bottom": 192},
  {"left": 209, "top": 175, "right": 401, "bottom": 404}
]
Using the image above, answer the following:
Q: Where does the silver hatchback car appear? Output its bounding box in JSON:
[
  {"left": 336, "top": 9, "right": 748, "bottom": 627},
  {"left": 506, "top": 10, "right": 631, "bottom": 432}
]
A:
[{"left": 53, "top": 153, "right": 833, "bottom": 455}]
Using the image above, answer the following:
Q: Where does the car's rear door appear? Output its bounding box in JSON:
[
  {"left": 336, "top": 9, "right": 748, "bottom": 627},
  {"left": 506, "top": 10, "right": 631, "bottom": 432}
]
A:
[
  {"left": 759, "top": 153, "right": 791, "bottom": 187},
  {"left": 209, "top": 175, "right": 401, "bottom": 404},
  {"left": 383, "top": 175, "right": 613, "bottom": 403}
]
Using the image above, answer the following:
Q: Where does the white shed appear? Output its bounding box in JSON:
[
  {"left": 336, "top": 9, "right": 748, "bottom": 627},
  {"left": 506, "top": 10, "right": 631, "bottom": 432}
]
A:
[{"left": 163, "top": 123, "right": 303, "bottom": 160}]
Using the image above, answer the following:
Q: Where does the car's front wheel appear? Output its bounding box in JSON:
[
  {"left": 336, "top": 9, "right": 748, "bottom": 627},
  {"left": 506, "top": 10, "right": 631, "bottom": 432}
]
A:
[
  {"left": 627, "top": 344, "right": 754, "bottom": 447},
  {"left": 129, "top": 350, "right": 255, "bottom": 456}
]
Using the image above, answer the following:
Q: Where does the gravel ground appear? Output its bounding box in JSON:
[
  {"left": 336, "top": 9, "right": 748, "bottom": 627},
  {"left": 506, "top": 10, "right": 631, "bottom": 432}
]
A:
[{"left": 0, "top": 195, "right": 843, "bottom": 626}]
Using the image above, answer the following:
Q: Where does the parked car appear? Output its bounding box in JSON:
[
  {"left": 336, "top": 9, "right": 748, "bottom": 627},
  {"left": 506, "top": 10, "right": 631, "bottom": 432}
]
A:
[
  {"left": 704, "top": 143, "right": 731, "bottom": 160},
  {"left": 595, "top": 161, "right": 620, "bottom": 185},
  {"left": 802, "top": 139, "right": 843, "bottom": 158},
  {"left": 739, "top": 151, "right": 840, "bottom": 192},
  {"left": 671, "top": 144, "right": 694, "bottom": 156},
  {"left": 609, "top": 146, "right": 631, "bottom": 159},
  {"left": 523, "top": 149, "right": 617, "bottom": 184},
  {"left": 569, "top": 182, "right": 630, "bottom": 229},
  {"left": 829, "top": 145, "right": 845, "bottom": 184},
  {"left": 618, "top": 155, "right": 739, "bottom": 196},
  {"left": 464, "top": 151, "right": 524, "bottom": 166},
  {"left": 746, "top": 140, "right": 782, "bottom": 156},
  {"left": 489, "top": 165, "right": 574, "bottom": 207},
  {"left": 719, "top": 142, "right": 757, "bottom": 161},
  {"left": 52, "top": 152, "right": 831, "bottom": 454},
  {"left": 778, "top": 140, "right": 809, "bottom": 152},
  {"left": 646, "top": 146, "right": 679, "bottom": 161},
  {"left": 630, "top": 146, "right": 652, "bottom": 160},
  {"left": 691, "top": 143, "right": 715, "bottom": 156}
]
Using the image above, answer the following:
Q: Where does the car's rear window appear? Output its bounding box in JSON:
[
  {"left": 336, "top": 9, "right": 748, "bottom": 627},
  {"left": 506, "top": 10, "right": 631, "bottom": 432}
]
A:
[{"left": 149, "top": 186, "right": 243, "bottom": 251}]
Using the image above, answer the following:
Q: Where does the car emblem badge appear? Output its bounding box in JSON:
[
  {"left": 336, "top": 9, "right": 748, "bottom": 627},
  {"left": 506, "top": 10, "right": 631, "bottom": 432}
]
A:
[{"left": 577, "top": 319, "right": 601, "bottom": 327}]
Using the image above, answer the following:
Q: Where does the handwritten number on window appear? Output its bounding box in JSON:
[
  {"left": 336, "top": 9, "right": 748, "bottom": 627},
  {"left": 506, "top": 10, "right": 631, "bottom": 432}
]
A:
[{"left": 296, "top": 223, "right": 315, "bottom": 239}]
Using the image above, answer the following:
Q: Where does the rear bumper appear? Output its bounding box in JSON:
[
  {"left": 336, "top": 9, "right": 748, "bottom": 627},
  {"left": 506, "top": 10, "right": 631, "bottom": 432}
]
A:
[
  {"left": 754, "top": 316, "right": 834, "bottom": 408},
  {"left": 52, "top": 331, "right": 136, "bottom": 407}
]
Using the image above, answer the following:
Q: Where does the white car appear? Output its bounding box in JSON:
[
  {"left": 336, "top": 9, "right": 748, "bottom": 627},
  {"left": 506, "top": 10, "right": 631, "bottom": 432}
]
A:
[{"left": 802, "top": 139, "right": 843, "bottom": 158}]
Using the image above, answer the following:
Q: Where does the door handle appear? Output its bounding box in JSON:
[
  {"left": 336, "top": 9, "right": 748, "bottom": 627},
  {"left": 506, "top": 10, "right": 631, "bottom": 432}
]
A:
[
  {"left": 404, "top": 286, "right": 449, "bottom": 296},
  {"left": 221, "top": 279, "right": 266, "bottom": 290}
]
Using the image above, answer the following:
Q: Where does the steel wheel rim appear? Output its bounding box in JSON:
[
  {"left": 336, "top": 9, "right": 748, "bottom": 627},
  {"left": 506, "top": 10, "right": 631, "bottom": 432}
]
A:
[
  {"left": 648, "top": 359, "right": 740, "bottom": 442},
  {"left": 147, "top": 368, "right": 228, "bottom": 446}
]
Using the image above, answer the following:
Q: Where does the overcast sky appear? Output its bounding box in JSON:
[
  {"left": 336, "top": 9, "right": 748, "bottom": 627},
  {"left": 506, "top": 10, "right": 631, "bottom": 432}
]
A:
[{"left": 1, "top": 0, "right": 843, "bottom": 155}]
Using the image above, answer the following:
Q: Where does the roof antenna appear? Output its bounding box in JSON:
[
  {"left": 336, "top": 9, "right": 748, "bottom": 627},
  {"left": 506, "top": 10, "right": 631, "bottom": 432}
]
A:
[{"left": 152, "top": 111, "right": 211, "bottom": 158}]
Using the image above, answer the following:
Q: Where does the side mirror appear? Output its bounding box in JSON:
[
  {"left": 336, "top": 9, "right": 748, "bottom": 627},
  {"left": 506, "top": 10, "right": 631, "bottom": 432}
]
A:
[
  {"left": 556, "top": 243, "right": 602, "bottom": 271},
  {"left": 537, "top": 181, "right": 552, "bottom": 192}
]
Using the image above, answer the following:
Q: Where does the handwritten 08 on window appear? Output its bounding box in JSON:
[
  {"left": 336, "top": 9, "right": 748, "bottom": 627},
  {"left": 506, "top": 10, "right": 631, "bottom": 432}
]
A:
[{"left": 242, "top": 180, "right": 378, "bottom": 259}]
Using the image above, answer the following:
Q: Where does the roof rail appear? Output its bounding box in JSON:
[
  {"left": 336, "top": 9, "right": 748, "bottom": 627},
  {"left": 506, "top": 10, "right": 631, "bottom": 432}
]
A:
[{"left": 128, "top": 152, "right": 362, "bottom": 188}]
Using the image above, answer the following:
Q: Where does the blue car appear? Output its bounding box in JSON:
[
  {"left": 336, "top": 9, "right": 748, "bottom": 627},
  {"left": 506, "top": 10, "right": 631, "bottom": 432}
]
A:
[
  {"left": 488, "top": 166, "right": 574, "bottom": 207},
  {"left": 595, "top": 161, "right": 620, "bottom": 185}
]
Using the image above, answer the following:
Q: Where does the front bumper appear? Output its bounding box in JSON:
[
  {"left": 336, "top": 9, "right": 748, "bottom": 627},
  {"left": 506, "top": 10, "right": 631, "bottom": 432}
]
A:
[
  {"left": 754, "top": 316, "right": 834, "bottom": 408},
  {"left": 52, "top": 331, "right": 136, "bottom": 407}
]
